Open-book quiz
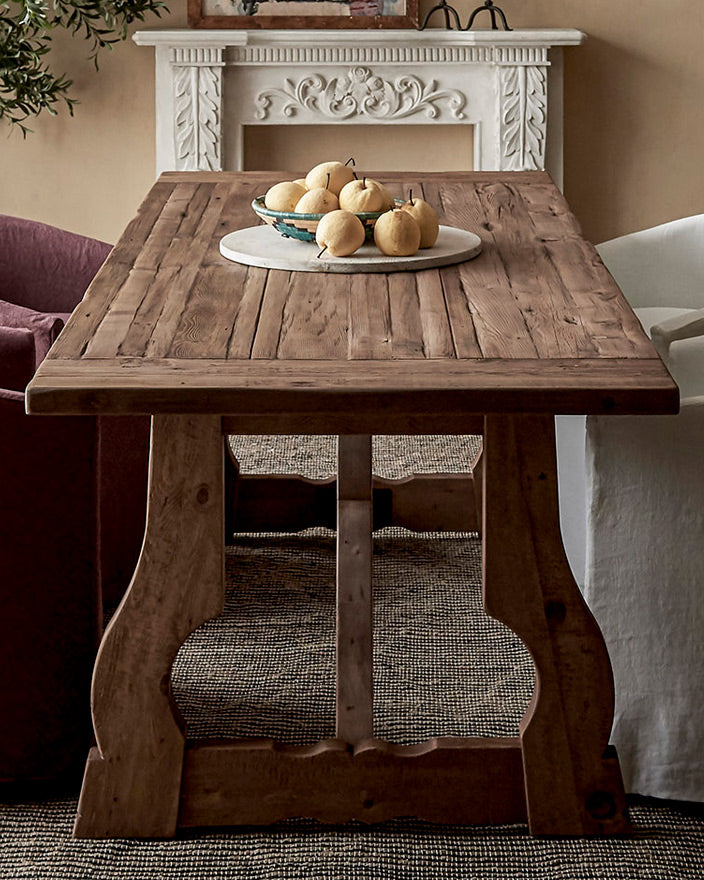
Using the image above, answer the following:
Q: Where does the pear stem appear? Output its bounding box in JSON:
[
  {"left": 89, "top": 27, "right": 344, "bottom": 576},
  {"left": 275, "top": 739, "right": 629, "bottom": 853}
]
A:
[
  {"left": 325, "top": 172, "right": 330, "bottom": 190},
  {"left": 345, "top": 157, "right": 356, "bottom": 166},
  {"left": 317, "top": 245, "right": 328, "bottom": 259},
  {"left": 409, "top": 188, "right": 415, "bottom": 206}
]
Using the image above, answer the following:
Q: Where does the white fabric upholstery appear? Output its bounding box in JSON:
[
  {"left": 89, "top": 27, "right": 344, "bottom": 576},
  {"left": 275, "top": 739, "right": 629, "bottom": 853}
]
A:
[{"left": 556, "top": 214, "right": 704, "bottom": 801}]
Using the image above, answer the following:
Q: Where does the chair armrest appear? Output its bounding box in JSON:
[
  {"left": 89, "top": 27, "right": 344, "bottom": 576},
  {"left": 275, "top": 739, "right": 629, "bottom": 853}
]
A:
[{"left": 650, "top": 308, "right": 704, "bottom": 360}]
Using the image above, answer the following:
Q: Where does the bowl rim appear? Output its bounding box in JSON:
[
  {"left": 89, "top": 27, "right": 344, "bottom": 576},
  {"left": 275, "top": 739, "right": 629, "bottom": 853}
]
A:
[{"left": 252, "top": 195, "right": 400, "bottom": 222}]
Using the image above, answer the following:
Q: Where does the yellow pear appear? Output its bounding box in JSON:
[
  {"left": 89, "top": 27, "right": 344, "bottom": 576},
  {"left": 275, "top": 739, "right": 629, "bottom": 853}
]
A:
[
  {"left": 338, "top": 178, "right": 387, "bottom": 213},
  {"left": 264, "top": 181, "right": 307, "bottom": 212},
  {"left": 373, "top": 209, "right": 421, "bottom": 257},
  {"left": 366, "top": 179, "right": 396, "bottom": 210},
  {"left": 400, "top": 194, "right": 440, "bottom": 248},
  {"left": 305, "top": 161, "right": 355, "bottom": 197},
  {"left": 295, "top": 188, "right": 339, "bottom": 214},
  {"left": 316, "top": 210, "right": 366, "bottom": 257},
  {"left": 292, "top": 178, "right": 307, "bottom": 189}
]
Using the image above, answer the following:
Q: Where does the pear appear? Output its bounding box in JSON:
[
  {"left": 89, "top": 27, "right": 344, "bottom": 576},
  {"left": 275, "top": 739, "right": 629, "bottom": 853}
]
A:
[
  {"left": 400, "top": 192, "right": 440, "bottom": 248},
  {"left": 373, "top": 209, "right": 421, "bottom": 257},
  {"left": 292, "top": 178, "right": 308, "bottom": 189},
  {"left": 264, "top": 181, "right": 307, "bottom": 212},
  {"left": 339, "top": 178, "right": 387, "bottom": 214},
  {"left": 295, "top": 187, "right": 339, "bottom": 215},
  {"left": 316, "top": 210, "right": 366, "bottom": 257},
  {"left": 366, "top": 179, "right": 396, "bottom": 210},
  {"left": 305, "top": 161, "right": 355, "bottom": 197}
]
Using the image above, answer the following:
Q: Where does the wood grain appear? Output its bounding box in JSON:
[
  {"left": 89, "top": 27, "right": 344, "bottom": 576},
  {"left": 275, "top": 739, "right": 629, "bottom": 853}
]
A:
[
  {"left": 482, "top": 414, "right": 631, "bottom": 836},
  {"left": 178, "top": 736, "right": 526, "bottom": 828},
  {"left": 28, "top": 357, "right": 678, "bottom": 420},
  {"left": 336, "top": 435, "right": 374, "bottom": 743},
  {"left": 74, "top": 415, "right": 224, "bottom": 838},
  {"left": 230, "top": 473, "right": 480, "bottom": 534}
]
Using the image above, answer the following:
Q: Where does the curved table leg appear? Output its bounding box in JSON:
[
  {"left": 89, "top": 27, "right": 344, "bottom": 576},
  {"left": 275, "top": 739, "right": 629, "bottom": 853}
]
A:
[
  {"left": 74, "top": 415, "right": 224, "bottom": 838},
  {"left": 482, "top": 414, "right": 631, "bottom": 836}
]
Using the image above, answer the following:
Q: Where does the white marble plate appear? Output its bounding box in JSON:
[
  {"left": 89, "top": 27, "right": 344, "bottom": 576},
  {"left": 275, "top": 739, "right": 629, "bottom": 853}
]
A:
[{"left": 219, "top": 224, "right": 482, "bottom": 274}]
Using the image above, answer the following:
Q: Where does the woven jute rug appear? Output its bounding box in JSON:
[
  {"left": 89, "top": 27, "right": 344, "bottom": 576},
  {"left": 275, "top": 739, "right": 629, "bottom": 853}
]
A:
[{"left": 2, "top": 436, "right": 703, "bottom": 878}]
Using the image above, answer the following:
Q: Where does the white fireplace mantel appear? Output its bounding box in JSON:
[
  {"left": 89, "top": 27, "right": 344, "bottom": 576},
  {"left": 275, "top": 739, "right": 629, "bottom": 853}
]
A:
[{"left": 134, "top": 28, "right": 584, "bottom": 184}]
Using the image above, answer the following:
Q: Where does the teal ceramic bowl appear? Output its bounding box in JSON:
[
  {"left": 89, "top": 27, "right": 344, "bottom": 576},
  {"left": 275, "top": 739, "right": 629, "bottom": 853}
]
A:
[{"left": 251, "top": 196, "right": 399, "bottom": 243}]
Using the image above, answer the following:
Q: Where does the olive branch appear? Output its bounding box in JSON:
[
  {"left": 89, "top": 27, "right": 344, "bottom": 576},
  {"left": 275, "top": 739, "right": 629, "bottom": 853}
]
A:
[{"left": 0, "top": 0, "right": 168, "bottom": 135}]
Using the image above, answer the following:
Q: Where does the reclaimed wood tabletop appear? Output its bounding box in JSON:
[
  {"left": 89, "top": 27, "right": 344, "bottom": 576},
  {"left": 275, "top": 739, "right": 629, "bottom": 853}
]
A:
[{"left": 26, "top": 170, "right": 678, "bottom": 427}]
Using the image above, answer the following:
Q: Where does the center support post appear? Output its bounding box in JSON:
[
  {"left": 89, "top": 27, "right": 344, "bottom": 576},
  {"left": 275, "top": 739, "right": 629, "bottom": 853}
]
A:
[{"left": 336, "top": 435, "right": 374, "bottom": 742}]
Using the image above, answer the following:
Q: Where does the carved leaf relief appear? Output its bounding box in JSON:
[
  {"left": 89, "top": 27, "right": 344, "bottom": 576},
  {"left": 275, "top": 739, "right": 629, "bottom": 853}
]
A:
[
  {"left": 255, "top": 66, "right": 466, "bottom": 122},
  {"left": 500, "top": 65, "right": 547, "bottom": 171},
  {"left": 174, "top": 65, "right": 222, "bottom": 172},
  {"left": 174, "top": 67, "right": 197, "bottom": 170},
  {"left": 197, "top": 66, "right": 221, "bottom": 171}
]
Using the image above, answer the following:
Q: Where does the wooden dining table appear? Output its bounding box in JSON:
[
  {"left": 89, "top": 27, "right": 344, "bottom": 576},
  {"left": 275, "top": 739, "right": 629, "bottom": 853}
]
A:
[{"left": 26, "top": 170, "right": 678, "bottom": 839}]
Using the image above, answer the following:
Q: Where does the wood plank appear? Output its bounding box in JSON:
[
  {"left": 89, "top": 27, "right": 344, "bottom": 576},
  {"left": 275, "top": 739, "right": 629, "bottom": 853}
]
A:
[
  {"left": 438, "top": 265, "right": 483, "bottom": 358},
  {"left": 336, "top": 435, "right": 373, "bottom": 742},
  {"left": 414, "top": 269, "right": 456, "bottom": 359},
  {"left": 27, "top": 358, "right": 678, "bottom": 418},
  {"left": 74, "top": 415, "right": 224, "bottom": 838},
  {"left": 82, "top": 268, "right": 156, "bottom": 359},
  {"left": 46, "top": 178, "right": 179, "bottom": 358},
  {"left": 542, "top": 236, "right": 655, "bottom": 358},
  {"left": 250, "top": 270, "right": 293, "bottom": 358},
  {"left": 388, "top": 272, "right": 425, "bottom": 358},
  {"left": 474, "top": 181, "right": 599, "bottom": 359},
  {"left": 230, "top": 473, "right": 480, "bottom": 534},
  {"left": 482, "top": 414, "right": 630, "bottom": 836},
  {"left": 227, "top": 266, "right": 269, "bottom": 358},
  {"left": 348, "top": 273, "right": 392, "bottom": 360},
  {"left": 132, "top": 182, "right": 200, "bottom": 271},
  {"left": 178, "top": 736, "right": 527, "bottom": 827},
  {"left": 437, "top": 181, "right": 540, "bottom": 359},
  {"left": 277, "top": 271, "right": 350, "bottom": 360},
  {"left": 204, "top": 176, "right": 266, "bottom": 266},
  {"left": 167, "top": 263, "right": 243, "bottom": 360}
]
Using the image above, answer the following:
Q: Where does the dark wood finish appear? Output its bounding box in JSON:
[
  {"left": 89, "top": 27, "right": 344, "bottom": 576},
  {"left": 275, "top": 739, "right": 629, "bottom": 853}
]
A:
[
  {"left": 230, "top": 472, "right": 479, "bottom": 533},
  {"left": 188, "top": 0, "right": 418, "bottom": 30},
  {"left": 178, "top": 736, "right": 527, "bottom": 827},
  {"left": 74, "top": 415, "right": 224, "bottom": 838},
  {"left": 482, "top": 414, "right": 630, "bottom": 836}
]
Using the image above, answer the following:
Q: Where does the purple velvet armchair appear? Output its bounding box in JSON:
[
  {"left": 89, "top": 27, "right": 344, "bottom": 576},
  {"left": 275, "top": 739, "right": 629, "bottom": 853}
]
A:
[{"left": 0, "top": 215, "right": 149, "bottom": 786}]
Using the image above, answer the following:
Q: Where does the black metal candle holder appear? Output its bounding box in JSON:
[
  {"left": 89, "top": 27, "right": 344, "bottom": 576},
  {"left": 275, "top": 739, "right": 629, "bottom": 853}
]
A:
[{"left": 420, "top": 0, "right": 511, "bottom": 32}]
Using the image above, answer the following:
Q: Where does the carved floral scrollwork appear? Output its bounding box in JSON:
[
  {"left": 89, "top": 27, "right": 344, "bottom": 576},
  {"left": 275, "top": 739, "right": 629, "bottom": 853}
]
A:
[
  {"left": 174, "top": 65, "right": 222, "bottom": 172},
  {"left": 499, "top": 65, "right": 547, "bottom": 171},
  {"left": 255, "top": 66, "right": 466, "bottom": 122}
]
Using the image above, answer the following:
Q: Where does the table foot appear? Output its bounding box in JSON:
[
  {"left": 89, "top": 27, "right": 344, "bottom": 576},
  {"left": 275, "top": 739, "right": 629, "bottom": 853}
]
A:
[
  {"left": 74, "top": 415, "right": 225, "bottom": 838},
  {"left": 482, "top": 415, "right": 631, "bottom": 835}
]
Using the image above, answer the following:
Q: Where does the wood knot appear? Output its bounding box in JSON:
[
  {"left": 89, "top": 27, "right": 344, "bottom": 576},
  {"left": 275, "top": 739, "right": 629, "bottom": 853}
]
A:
[
  {"left": 585, "top": 791, "right": 617, "bottom": 820},
  {"left": 196, "top": 485, "right": 210, "bottom": 504},
  {"left": 544, "top": 600, "right": 566, "bottom": 623}
]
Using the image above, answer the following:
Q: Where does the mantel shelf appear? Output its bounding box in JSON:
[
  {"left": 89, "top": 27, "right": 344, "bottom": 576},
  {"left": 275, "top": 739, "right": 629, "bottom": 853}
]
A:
[{"left": 133, "top": 28, "right": 585, "bottom": 47}]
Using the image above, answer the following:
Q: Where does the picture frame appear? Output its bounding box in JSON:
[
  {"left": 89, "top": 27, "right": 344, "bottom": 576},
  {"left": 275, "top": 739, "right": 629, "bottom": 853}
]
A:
[{"left": 187, "top": 0, "right": 419, "bottom": 30}]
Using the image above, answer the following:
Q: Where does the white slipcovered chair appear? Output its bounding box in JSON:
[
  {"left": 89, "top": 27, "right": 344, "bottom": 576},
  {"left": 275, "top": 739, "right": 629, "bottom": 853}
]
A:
[{"left": 557, "top": 214, "right": 704, "bottom": 802}]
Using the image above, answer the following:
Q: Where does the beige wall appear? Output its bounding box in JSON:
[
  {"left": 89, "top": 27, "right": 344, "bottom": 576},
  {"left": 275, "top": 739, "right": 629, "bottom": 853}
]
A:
[{"left": 1, "top": 1, "right": 702, "bottom": 245}]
